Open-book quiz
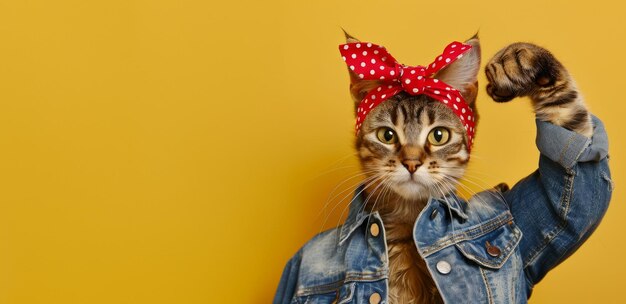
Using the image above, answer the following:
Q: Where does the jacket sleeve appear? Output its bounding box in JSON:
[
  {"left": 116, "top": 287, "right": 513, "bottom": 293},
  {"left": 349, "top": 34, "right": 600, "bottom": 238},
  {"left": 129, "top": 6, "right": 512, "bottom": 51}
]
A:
[
  {"left": 273, "top": 250, "right": 302, "bottom": 304},
  {"left": 503, "top": 114, "right": 613, "bottom": 286}
]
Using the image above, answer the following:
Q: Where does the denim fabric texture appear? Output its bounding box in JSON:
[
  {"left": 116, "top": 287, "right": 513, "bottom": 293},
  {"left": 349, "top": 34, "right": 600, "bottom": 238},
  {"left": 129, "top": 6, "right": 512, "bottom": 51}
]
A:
[{"left": 274, "top": 115, "right": 612, "bottom": 304}]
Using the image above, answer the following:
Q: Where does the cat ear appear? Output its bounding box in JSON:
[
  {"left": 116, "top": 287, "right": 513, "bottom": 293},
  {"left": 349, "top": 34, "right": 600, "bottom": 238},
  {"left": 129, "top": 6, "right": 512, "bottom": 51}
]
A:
[
  {"left": 343, "top": 28, "right": 360, "bottom": 44},
  {"left": 342, "top": 30, "right": 384, "bottom": 112},
  {"left": 435, "top": 33, "right": 481, "bottom": 104}
]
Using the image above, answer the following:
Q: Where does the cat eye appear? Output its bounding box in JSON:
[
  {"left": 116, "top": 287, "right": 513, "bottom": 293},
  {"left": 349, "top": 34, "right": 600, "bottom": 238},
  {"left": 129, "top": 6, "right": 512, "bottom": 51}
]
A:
[
  {"left": 376, "top": 127, "right": 398, "bottom": 144},
  {"left": 427, "top": 127, "right": 450, "bottom": 146}
]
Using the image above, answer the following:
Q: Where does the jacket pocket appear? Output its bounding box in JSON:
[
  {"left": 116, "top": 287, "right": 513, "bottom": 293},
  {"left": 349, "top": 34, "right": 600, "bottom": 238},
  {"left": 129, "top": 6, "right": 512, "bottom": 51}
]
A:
[
  {"left": 455, "top": 220, "right": 523, "bottom": 269},
  {"left": 299, "top": 282, "right": 355, "bottom": 304}
]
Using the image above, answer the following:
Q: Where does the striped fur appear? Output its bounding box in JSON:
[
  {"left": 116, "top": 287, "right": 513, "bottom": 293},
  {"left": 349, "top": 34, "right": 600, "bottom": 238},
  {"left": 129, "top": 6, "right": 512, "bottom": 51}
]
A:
[
  {"left": 485, "top": 42, "right": 592, "bottom": 137},
  {"left": 342, "top": 34, "right": 589, "bottom": 303},
  {"left": 344, "top": 32, "right": 482, "bottom": 304},
  {"left": 356, "top": 95, "right": 465, "bottom": 304}
]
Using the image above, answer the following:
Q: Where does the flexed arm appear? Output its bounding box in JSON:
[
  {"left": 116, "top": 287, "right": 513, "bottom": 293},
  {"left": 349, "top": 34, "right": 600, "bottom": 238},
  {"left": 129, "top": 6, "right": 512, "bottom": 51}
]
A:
[
  {"left": 485, "top": 42, "right": 612, "bottom": 285},
  {"left": 486, "top": 42, "right": 592, "bottom": 137}
]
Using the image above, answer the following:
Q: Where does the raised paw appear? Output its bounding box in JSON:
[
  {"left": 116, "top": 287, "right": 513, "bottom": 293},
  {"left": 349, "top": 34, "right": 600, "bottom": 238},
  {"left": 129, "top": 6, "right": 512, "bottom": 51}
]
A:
[{"left": 485, "top": 42, "right": 564, "bottom": 102}]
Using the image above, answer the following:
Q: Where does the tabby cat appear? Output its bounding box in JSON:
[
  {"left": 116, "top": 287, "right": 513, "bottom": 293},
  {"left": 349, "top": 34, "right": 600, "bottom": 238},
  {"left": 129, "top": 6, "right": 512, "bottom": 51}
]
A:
[{"left": 344, "top": 33, "right": 592, "bottom": 304}]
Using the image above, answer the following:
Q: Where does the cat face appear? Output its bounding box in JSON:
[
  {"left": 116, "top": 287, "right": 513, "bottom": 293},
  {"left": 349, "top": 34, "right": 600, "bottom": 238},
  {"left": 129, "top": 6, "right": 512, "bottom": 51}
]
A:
[
  {"left": 345, "top": 33, "right": 481, "bottom": 201},
  {"left": 355, "top": 94, "right": 470, "bottom": 200}
]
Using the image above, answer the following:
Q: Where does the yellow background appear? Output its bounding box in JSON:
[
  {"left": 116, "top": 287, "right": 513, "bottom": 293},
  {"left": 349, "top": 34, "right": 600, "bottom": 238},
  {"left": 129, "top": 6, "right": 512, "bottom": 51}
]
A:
[{"left": 0, "top": 0, "right": 623, "bottom": 303}]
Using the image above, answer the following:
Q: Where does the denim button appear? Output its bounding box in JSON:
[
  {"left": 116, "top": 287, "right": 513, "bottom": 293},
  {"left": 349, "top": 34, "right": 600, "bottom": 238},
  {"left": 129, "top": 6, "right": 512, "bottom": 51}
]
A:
[
  {"left": 369, "top": 292, "right": 381, "bottom": 304},
  {"left": 486, "top": 241, "right": 501, "bottom": 257},
  {"left": 430, "top": 208, "right": 438, "bottom": 220},
  {"left": 436, "top": 261, "right": 451, "bottom": 274},
  {"left": 370, "top": 223, "right": 380, "bottom": 237}
]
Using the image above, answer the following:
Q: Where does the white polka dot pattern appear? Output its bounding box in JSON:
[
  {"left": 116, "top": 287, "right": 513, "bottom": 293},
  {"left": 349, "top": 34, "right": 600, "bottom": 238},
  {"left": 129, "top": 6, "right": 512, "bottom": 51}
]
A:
[{"left": 339, "top": 41, "right": 476, "bottom": 151}]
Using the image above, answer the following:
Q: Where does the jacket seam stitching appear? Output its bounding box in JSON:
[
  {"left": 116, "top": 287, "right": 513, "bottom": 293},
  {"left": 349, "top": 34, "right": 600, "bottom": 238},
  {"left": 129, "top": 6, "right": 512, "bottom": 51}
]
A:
[
  {"left": 557, "top": 133, "right": 577, "bottom": 167},
  {"left": 296, "top": 274, "right": 387, "bottom": 296},
  {"left": 480, "top": 267, "right": 494, "bottom": 304},
  {"left": 425, "top": 213, "right": 510, "bottom": 252},
  {"left": 297, "top": 280, "right": 343, "bottom": 296},
  {"left": 523, "top": 168, "right": 574, "bottom": 268},
  {"left": 552, "top": 166, "right": 596, "bottom": 267},
  {"left": 456, "top": 226, "right": 522, "bottom": 268},
  {"left": 421, "top": 213, "right": 512, "bottom": 256}
]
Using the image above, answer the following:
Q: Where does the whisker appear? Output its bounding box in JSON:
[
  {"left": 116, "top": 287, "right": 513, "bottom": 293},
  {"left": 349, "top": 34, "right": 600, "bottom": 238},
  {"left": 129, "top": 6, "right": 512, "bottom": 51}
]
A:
[
  {"left": 320, "top": 173, "right": 385, "bottom": 232},
  {"left": 357, "top": 173, "right": 392, "bottom": 215},
  {"left": 336, "top": 174, "right": 389, "bottom": 229},
  {"left": 315, "top": 169, "right": 381, "bottom": 221},
  {"left": 363, "top": 176, "right": 394, "bottom": 261},
  {"left": 439, "top": 175, "right": 490, "bottom": 207},
  {"left": 305, "top": 164, "right": 360, "bottom": 182},
  {"left": 354, "top": 175, "right": 391, "bottom": 230},
  {"left": 318, "top": 173, "right": 380, "bottom": 233},
  {"left": 457, "top": 176, "right": 507, "bottom": 202},
  {"left": 433, "top": 181, "right": 459, "bottom": 242}
]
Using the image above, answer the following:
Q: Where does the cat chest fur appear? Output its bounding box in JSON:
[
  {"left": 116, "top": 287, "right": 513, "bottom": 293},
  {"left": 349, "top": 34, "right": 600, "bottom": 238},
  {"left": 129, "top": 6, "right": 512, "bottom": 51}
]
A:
[{"left": 379, "top": 207, "right": 443, "bottom": 304}]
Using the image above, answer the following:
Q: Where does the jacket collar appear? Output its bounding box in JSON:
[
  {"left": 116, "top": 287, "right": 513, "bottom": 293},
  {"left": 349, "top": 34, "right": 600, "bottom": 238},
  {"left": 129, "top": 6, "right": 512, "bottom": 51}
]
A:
[{"left": 338, "top": 183, "right": 469, "bottom": 245}]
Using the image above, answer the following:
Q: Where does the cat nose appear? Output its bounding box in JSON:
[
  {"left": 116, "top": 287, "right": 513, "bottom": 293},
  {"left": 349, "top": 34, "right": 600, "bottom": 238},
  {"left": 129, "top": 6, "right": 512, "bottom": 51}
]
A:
[{"left": 402, "top": 159, "right": 422, "bottom": 174}]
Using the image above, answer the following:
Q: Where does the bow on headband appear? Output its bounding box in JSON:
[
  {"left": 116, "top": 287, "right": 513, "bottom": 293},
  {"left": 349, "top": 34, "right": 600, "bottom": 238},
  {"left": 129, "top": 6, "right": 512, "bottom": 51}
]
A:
[{"left": 339, "top": 41, "right": 476, "bottom": 151}]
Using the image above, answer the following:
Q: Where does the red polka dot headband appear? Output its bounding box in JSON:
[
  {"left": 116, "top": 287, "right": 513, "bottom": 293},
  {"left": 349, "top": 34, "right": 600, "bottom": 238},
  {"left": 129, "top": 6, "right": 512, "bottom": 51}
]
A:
[{"left": 339, "top": 41, "right": 476, "bottom": 151}]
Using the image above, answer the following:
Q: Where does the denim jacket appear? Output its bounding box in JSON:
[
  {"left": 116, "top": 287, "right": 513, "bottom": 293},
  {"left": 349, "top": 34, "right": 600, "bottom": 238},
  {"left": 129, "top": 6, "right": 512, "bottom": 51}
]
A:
[{"left": 274, "top": 115, "right": 612, "bottom": 304}]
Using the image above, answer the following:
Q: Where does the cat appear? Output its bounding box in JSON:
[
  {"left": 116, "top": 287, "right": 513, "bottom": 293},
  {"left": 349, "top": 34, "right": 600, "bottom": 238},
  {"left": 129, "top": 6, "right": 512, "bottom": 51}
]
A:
[{"left": 343, "top": 32, "right": 592, "bottom": 304}]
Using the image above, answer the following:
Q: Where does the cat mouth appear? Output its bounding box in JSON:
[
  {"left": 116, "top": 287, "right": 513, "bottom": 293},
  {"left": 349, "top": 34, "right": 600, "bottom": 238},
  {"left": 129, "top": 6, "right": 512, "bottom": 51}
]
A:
[
  {"left": 392, "top": 178, "right": 431, "bottom": 199},
  {"left": 402, "top": 176, "right": 424, "bottom": 184}
]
